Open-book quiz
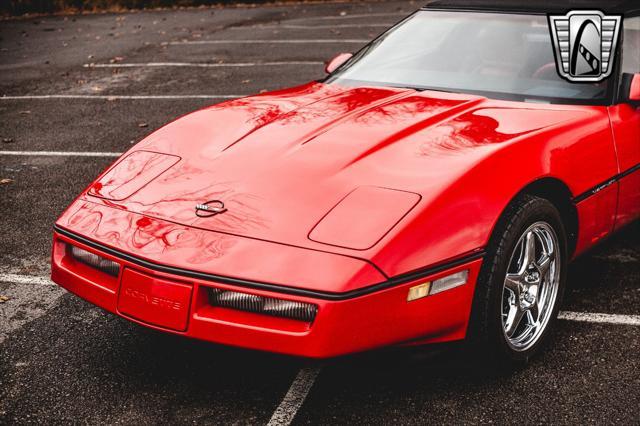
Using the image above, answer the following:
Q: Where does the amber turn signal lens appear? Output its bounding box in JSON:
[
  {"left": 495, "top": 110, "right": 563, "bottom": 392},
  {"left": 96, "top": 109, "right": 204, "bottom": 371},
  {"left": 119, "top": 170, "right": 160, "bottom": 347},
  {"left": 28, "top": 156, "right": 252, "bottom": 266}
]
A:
[
  {"left": 407, "top": 270, "right": 469, "bottom": 302},
  {"left": 407, "top": 282, "right": 431, "bottom": 302}
]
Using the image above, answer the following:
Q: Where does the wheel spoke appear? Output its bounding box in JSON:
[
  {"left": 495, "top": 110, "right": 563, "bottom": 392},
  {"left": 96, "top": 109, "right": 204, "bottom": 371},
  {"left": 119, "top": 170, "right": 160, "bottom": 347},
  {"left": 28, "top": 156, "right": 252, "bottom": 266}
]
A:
[
  {"left": 504, "top": 274, "right": 522, "bottom": 294},
  {"left": 512, "top": 322, "right": 534, "bottom": 344},
  {"left": 528, "top": 303, "right": 540, "bottom": 326},
  {"left": 520, "top": 231, "right": 537, "bottom": 273},
  {"left": 504, "top": 306, "right": 525, "bottom": 337},
  {"left": 536, "top": 251, "right": 554, "bottom": 278}
]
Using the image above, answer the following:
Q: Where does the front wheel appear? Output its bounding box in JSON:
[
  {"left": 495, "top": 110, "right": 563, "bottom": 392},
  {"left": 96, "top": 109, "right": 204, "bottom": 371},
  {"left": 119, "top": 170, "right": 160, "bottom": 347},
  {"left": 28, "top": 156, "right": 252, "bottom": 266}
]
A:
[{"left": 468, "top": 195, "right": 568, "bottom": 365}]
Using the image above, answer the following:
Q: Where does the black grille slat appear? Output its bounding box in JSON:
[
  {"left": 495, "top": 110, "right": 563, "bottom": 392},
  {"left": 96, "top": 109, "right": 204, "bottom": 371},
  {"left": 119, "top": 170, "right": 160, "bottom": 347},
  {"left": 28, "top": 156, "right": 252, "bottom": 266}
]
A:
[
  {"left": 68, "top": 244, "right": 120, "bottom": 277},
  {"left": 209, "top": 288, "right": 317, "bottom": 322}
]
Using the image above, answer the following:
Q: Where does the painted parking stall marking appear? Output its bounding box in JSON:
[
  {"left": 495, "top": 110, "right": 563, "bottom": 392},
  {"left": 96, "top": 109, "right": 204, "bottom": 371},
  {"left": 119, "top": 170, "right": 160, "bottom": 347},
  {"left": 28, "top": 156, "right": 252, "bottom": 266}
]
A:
[
  {"left": 0, "top": 273, "right": 65, "bottom": 345},
  {"left": 0, "top": 95, "right": 243, "bottom": 100},
  {"left": 84, "top": 61, "right": 323, "bottom": 68},
  {"left": 0, "top": 273, "right": 57, "bottom": 287},
  {"left": 267, "top": 366, "right": 322, "bottom": 426},
  {"left": 236, "top": 24, "right": 391, "bottom": 30},
  {"left": 1, "top": 151, "right": 122, "bottom": 157},
  {"left": 558, "top": 311, "right": 640, "bottom": 326},
  {"left": 288, "top": 12, "right": 407, "bottom": 21},
  {"left": 170, "top": 39, "right": 369, "bottom": 45}
]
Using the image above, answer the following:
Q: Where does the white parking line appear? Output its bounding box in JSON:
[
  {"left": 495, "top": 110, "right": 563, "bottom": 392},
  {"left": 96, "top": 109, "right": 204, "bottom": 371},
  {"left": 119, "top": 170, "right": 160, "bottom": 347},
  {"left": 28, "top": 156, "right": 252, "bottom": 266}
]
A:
[
  {"left": 558, "top": 311, "right": 640, "bottom": 326},
  {"left": 84, "top": 61, "right": 322, "bottom": 68},
  {"left": 290, "top": 12, "right": 407, "bottom": 21},
  {"left": 0, "top": 273, "right": 64, "bottom": 345},
  {"left": 1, "top": 150, "right": 122, "bottom": 157},
  {"left": 0, "top": 273, "right": 56, "bottom": 286},
  {"left": 267, "top": 366, "right": 322, "bottom": 426},
  {"left": 0, "top": 94, "right": 242, "bottom": 100},
  {"left": 170, "top": 39, "right": 368, "bottom": 45},
  {"left": 238, "top": 24, "right": 391, "bottom": 30}
]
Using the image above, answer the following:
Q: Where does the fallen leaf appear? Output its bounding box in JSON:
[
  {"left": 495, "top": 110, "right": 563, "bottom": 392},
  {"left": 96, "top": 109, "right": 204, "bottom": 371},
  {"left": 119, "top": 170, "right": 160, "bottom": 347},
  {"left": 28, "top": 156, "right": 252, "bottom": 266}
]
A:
[
  {"left": 0, "top": 178, "right": 14, "bottom": 185},
  {"left": 0, "top": 295, "right": 9, "bottom": 303}
]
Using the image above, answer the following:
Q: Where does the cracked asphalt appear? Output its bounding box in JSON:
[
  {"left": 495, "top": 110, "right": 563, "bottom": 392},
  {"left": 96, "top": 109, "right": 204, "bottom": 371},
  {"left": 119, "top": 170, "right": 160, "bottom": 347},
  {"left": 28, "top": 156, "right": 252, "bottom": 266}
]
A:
[{"left": 1, "top": 1, "right": 639, "bottom": 424}]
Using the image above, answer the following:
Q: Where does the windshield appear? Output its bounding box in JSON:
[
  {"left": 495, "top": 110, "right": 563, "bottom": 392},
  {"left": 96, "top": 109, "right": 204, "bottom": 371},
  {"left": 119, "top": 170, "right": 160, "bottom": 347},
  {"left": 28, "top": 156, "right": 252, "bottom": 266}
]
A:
[{"left": 326, "top": 11, "right": 611, "bottom": 104}]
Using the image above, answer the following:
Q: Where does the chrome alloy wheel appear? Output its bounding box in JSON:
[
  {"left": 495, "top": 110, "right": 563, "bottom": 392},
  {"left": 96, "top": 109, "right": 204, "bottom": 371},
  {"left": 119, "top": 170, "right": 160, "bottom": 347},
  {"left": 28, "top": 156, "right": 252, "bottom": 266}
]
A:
[{"left": 501, "top": 222, "right": 561, "bottom": 351}]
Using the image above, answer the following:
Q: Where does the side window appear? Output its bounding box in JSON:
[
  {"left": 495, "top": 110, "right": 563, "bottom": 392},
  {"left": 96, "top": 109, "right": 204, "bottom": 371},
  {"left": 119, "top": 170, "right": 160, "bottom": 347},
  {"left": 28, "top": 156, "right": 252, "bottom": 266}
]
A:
[{"left": 622, "top": 17, "right": 640, "bottom": 74}]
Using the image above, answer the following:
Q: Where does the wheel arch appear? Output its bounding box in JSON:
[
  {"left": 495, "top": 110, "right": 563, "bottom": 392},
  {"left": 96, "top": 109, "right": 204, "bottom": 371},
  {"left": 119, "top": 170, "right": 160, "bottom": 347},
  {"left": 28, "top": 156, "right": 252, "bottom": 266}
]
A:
[{"left": 508, "top": 177, "right": 579, "bottom": 258}]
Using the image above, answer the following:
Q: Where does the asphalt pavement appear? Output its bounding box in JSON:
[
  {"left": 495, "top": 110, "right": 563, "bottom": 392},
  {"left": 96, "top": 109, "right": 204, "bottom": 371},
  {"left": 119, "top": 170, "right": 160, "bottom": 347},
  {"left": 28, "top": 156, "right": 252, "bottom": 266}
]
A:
[{"left": 1, "top": 1, "right": 639, "bottom": 424}]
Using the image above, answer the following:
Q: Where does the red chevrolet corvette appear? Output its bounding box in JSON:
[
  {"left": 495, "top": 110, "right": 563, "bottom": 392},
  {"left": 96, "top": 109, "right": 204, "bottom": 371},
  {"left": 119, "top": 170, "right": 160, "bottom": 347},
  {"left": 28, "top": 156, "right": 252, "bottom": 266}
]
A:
[{"left": 51, "top": 0, "right": 640, "bottom": 363}]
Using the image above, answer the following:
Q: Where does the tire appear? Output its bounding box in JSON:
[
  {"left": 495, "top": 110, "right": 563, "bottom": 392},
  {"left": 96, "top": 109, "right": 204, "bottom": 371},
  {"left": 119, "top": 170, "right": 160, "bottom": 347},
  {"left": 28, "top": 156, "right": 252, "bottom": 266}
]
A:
[{"left": 467, "top": 194, "right": 568, "bottom": 367}]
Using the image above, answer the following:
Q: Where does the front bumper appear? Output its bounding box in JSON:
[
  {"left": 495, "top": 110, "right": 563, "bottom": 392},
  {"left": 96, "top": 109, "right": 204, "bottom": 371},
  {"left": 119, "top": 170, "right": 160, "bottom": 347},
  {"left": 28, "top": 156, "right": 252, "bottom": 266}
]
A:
[{"left": 51, "top": 202, "right": 482, "bottom": 358}]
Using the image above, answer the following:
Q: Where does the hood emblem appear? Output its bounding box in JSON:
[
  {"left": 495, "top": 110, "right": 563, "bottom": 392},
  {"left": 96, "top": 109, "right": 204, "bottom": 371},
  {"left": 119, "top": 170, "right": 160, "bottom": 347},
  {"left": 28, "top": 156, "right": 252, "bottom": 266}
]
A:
[{"left": 195, "top": 200, "right": 227, "bottom": 218}]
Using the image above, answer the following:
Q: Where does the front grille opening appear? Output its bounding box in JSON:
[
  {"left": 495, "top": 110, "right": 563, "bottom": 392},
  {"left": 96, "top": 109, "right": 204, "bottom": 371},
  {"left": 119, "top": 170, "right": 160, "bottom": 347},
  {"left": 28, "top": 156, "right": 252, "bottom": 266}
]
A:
[
  {"left": 68, "top": 244, "right": 120, "bottom": 277},
  {"left": 208, "top": 288, "right": 318, "bottom": 323}
]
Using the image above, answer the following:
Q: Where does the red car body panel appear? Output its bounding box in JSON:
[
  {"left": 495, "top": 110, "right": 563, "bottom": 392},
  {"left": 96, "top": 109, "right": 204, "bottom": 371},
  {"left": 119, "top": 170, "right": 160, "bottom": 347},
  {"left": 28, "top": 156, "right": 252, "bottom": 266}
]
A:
[
  {"left": 609, "top": 104, "right": 640, "bottom": 231},
  {"left": 54, "top": 200, "right": 387, "bottom": 294},
  {"left": 51, "top": 80, "right": 639, "bottom": 357},
  {"left": 52, "top": 220, "right": 482, "bottom": 357}
]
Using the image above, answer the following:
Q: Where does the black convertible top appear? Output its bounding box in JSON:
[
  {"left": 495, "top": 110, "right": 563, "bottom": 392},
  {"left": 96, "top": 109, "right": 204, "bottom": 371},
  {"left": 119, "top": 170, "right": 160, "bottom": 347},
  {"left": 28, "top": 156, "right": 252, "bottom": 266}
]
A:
[{"left": 423, "top": 0, "right": 640, "bottom": 16}]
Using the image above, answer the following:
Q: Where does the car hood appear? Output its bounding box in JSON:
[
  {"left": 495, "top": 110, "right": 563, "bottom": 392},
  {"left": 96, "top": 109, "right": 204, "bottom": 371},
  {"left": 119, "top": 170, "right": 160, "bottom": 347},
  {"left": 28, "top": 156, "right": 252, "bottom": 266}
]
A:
[{"left": 86, "top": 82, "right": 586, "bottom": 255}]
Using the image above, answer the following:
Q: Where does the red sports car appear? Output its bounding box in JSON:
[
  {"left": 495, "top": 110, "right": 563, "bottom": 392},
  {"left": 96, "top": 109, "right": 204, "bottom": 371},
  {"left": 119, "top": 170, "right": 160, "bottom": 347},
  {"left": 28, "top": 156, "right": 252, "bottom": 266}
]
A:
[{"left": 51, "top": 0, "right": 640, "bottom": 363}]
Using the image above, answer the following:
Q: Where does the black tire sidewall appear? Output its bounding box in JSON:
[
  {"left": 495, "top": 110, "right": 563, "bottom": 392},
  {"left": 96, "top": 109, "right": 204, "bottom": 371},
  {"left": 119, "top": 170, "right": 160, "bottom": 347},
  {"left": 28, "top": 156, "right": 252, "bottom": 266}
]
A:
[{"left": 483, "top": 196, "right": 568, "bottom": 364}]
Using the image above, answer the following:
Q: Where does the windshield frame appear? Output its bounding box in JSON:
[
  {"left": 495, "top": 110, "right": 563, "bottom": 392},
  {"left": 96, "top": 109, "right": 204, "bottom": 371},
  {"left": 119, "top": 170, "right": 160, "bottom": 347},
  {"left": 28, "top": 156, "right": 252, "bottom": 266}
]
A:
[{"left": 322, "top": 8, "right": 622, "bottom": 106}]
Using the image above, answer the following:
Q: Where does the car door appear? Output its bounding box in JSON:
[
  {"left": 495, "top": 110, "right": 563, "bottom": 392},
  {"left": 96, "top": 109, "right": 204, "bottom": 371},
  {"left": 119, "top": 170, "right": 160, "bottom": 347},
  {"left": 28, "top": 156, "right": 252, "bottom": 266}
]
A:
[{"left": 609, "top": 15, "right": 640, "bottom": 230}]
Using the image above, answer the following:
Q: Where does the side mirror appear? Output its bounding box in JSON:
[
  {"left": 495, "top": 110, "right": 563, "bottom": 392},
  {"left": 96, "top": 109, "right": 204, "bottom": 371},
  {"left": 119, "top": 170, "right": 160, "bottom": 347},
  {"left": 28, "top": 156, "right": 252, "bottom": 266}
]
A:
[
  {"left": 629, "top": 73, "right": 640, "bottom": 102},
  {"left": 325, "top": 53, "right": 353, "bottom": 74}
]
